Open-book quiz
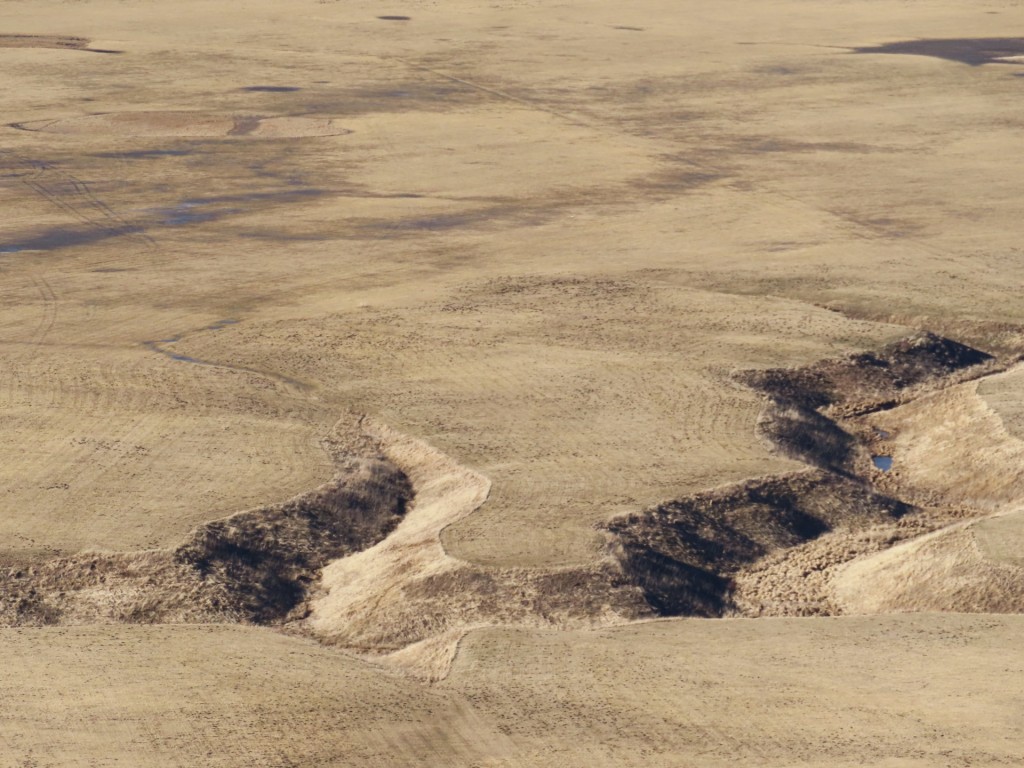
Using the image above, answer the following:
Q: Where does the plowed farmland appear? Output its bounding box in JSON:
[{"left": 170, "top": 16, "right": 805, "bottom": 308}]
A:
[{"left": 2, "top": 0, "right": 1023, "bottom": 765}]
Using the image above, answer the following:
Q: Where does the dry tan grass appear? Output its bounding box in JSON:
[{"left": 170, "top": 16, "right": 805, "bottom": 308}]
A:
[
  {"left": 442, "top": 616, "right": 1024, "bottom": 767},
  {"left": 2, "top": 616, "right": 1022, "bottom": 767},
  {"left": 867, "top": 377, "right": 1024, "bottom": 510},
  {"left": 4, "top": 0, "right": 1024, "bottom": 763},
  {"left": 835, "top": 518, "right": 1024, "bottom": 614},
  {"left": 0, "top": 625, "right": 515, "bottom": 767},
  {"left": 975, "top": 507, "right": 1024, "bottom": 568},
  {"left": 979, "top": 366, "right": 1024, "bottom": 441},
  {"left": 182, "top": 277, "right": 893, "bottom": 571},
  {"left": 0, "top": 345, "right": 337, "bottom": 558}
]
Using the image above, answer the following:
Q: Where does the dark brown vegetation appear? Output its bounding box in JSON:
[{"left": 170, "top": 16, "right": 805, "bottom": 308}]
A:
[
  {"left": 607, "top": 332, "right": 1001, "bottom": 618},
  {"left": 0, "top": 34, "right": 121, "bottom": 54},
  {"left": 608, "top": 471, "right": 910, "bottom": 616},
  {"left": 0, "top": 458, "right": 411, "bottom": 626},
  {"left": 739, "top": 332, "right": 992, "bottom": 415}
]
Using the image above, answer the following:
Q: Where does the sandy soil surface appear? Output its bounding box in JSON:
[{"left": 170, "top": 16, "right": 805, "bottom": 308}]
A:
[
  {"left": 1, "top": 616, "right": 1021, "bottom": 767},
  {"left": 2, "top": 0, "right": 1024, "bottom": 763},
  {"left": 445, "top": 616, "right": 1024, "bottom": 767}
]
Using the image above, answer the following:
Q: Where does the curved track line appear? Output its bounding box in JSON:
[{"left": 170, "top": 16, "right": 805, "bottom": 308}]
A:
[{"left": 2, "top": 152, "right": 155, "bottom": 249}]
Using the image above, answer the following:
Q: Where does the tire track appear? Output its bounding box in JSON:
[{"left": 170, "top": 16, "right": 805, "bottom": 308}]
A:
[
  {"left": 27, "top": 273, "right": 58, "bottom": 350},
  {"left": 5, "top": 152, "right": 155, "bottom": 249}
]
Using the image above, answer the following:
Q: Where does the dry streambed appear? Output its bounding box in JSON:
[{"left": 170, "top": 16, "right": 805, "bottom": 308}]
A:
[
  {"left": 2, "top": 328, "right": 1022, "bottom": 673},
  {"left": 0, "top": 422, "right": 411, "bottom": 626},
  {"left": 614, "top": 331, "right": 1024, "bottom": 619}
]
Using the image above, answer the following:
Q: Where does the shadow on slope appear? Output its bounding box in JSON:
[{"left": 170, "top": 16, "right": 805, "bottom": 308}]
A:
[
  {"left": 607, "top": 331, "right": 999, "bottom": 618},
  {"left": 1, "top": 456, "right": 411, "bottom": 627},
  {"left": 608, "top": 472, "right": 910, "bottom": 616}
]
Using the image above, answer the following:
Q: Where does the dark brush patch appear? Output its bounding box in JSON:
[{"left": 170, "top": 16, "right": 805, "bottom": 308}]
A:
[
  {"left": 227, "top": 115, "right": 262, "bottom": 136},
  {"left": 608, "top": 471, "right": 910, "bottom": 617},
  {"left": 174, "top": 459, "right": 412, "bottom": 623},
  {"left": 739, "top": 332, "right": 993, "bottom": 414},
  {"left": 0, "top": 34, "right": 87, "bottom": 49},
  {"left": 0, "top": 457, "right": 413, "bottom": 627},
  {"left": 607, "top": 331, "right": 997, "bottom": 619},
  {"left": 0, "top": 34, "right": 121, "bottom": 54},
  {"left": 377, "top": 15, "right": 411, "bottom": 21}
]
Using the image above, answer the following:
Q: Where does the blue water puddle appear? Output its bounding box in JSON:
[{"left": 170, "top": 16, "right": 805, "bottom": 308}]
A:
[
  {"left": 872, "top": 455, "right": 893, "bottom": 471},
  {"left": 0, "top": 246, "right": 23, "bottom": 254}
]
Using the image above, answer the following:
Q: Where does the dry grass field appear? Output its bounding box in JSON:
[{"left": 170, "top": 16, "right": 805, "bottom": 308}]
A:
[{"left": 2, "top": 0, "right": 1024, "bottom": 764}]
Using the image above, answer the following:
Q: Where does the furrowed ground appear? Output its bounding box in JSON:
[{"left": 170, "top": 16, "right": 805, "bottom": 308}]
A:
[{"left": 1, "top": 0, "right": 1023, "bottom": 765}]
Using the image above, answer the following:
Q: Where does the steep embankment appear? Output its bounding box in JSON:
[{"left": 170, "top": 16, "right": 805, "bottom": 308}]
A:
[
  {"left": 831, "top": 373, "right": 1024, "bottom": 614},
  {"left": 304, "top": 421, "right": 645, "bottom": 676},
  {"left": 607, "top": 470, "right": 910, "bottom": 616},
  {"left": 1, "top": 422, "right": 412, "bottom": 626},
  {"left": 606, "top": 332, "right": 1024, "bottom": 618},
  {"left": 4, "top": 329, "right": 1021, "bottom": 671}
]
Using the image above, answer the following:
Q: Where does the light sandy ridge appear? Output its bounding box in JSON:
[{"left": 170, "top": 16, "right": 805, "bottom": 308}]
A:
[
  {"left": 307, "top": 418, "right": 646, "bottom": 671},
  {"left": 308, "top": 419, "right": 494, "bottom": 647},
  {"left": 833, "top": 373, "right": 1024, "bottom": 613}
]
